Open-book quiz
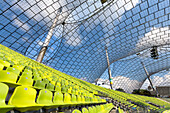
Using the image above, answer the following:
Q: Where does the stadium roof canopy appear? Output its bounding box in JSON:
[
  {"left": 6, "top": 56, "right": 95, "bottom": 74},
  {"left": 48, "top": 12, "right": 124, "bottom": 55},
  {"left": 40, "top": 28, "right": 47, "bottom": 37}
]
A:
[{"left": 0, "top": 0, "right": 169, "bottom": 92}]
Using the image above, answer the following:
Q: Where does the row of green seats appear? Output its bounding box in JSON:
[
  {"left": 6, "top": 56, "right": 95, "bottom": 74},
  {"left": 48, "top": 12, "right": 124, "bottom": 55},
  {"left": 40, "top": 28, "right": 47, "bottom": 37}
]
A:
[
  {"left": 72, "top": 103, "right": 114, "bottom": 113},
  {"left": 0, "top": 82, "right": 106, "bottom": 113}
]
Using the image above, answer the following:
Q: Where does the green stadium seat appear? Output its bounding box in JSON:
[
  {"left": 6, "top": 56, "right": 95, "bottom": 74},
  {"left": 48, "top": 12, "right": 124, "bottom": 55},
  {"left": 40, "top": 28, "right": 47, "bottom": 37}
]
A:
[
  {"left": 0, "top": 63, "right": 4, "bottom": 70},
  {"left": 71, "top": 94, "right": 77, "bottom": 103},
  {"left": 72, "top": 109, "right": 81, "bottom": 113},
  {"left": 82, "top": 108, "right": 89, "bottom": 113},
  {"left": 6, "top": 67, "right": 20, "bottom": 75},
  {"left": 17, "top": 76, "right": 33, "bottom": 86},
  {"left": 118, "top": 107, "right": 124, "bottom": 113},
  {"left": 42, "top": 78, "right": 49, "bottom": 84},
  {"left": 8, "top": 86, "right": 43, "bottom": 112},
  {"left": 88, "top": 107, "right": 94, "bottom": 113},
  {"left": 0, "top": 83, "right": 14, "bottom": 113},
  {"left": 34, "top": 80, "right": 46, "bottom": 89},
  {"left": 77, "top": 95, "right": 82, "bottom": 103},
  {"left": 6, "top": 60, "right": 15, "bottom": 65},
  {"left": 61, "top": 86, "right": 67, "bottom": 93},
  {"left": 13, "top": 65, "right": 25, "bottom": 72},
  {"left": 55, "top": 85, "right": 61, "bottom": 92},
  {"left": 46, "top": 83, "right": 55, "bottom": 91},
  {"left": 64, "top": 93, "right": 71, "bottom": 104},
  {"left": 33, "top": 75, "right": 42, "bottom": 80},
  {"left": 0, "top": 60, "right": 10, "bottom": 67},
  {"left": 92, "top": 106, "right": 96, "bottom": 113},
  {"left": 0, "top": 70, "right": 18, "bottom": 85},
  {"left": 53, "top": 92, "right": 64, "bottom": 104},
  {"left": 21, "top": 71, "right": 32, "bottom": 77},
  {"left": 36, "top": 89, "right": 54, "bottom": 109}
]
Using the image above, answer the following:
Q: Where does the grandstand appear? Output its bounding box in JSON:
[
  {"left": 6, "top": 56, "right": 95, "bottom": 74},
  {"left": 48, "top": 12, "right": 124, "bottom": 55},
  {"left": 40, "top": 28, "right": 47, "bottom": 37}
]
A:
[{"left": 0, "top": 0, "right": 170, "bottom": 113}]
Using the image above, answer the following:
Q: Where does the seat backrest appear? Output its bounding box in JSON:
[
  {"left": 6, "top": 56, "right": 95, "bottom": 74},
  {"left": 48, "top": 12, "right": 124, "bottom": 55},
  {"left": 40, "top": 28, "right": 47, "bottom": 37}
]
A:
[
  {"left": 6, "top": 67, "right": 20, "bottom": 75},
  {"left": 53, "top": 92, "right": 63, "bottom": 103},
  {"left": 46, "top": 83, "right": 55, "bottom": 91},
  {"left": 42, "top": 78, "right": 49, "bottom": 84},
  {"left": 0, "top": 70, "right": 18, "bottom": 83},
  {"left": 88, "top": 107, "right": 94, "bottom": 113},
  {"left": 0, "top": 60, "right": 10, "bottom": 67},
  {"left": 13, "top": 65, "right": 25, "bottom": 72},
  {"left": 8, "top": 86, "right": 37, "bottom": 106},
  {"left": 100, "top": 105, "right": 104, "bottom": 111},
  {"left": 71, "top": 94, "right": 77, "bottom": 103},
  {"left": 34, "top": 80, "right": 46, "bottom": 89},
  {"left": 0, "top": 63, "right": 4, "bottom": 70},
  {"left": 81, "top": 96, "right": 85, "bottom": 102},
  {"left": 64, "top": 93, "right": 71, "bottom": 103},
  {"left": 0, "top": 83, "right": 9, "bottom": 106},
  {"left": 92, "top": 106, "right": 96, "bottom": 113},
  {"left": 82, "top": 108, "right": 89, "bottom": 113},
  {"left": 37, "top": 89, "right": 53, "bottom": 104},
  {"left": 55, "top": 85, "right": 61, "bottom": 92},
  {"left": 17, "top": 76, "right": 33, "bottom": 86},
  {"left": 21, "top": 71, "right": 32, "bottom": 77},
  {"left": 77, "top": 95, "right": 82, "bottom": 103}
]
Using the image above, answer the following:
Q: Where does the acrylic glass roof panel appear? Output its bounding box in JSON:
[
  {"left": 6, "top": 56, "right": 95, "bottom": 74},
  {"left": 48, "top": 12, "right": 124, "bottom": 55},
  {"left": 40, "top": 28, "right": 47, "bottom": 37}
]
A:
[{"left": 0, "top": 0, "right": 170, "bottom": 91}]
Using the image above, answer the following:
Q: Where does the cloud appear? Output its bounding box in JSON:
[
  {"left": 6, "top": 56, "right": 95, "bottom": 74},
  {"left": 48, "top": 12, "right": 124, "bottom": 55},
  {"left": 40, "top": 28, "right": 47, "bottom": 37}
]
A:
[
  {"left": 111, "top": 76, "right": 142, "bottom": 93},
  {"left": 80, "top": 77, "right": 88, "bottom": 81},
  {"left": 37, "top": 40, "right": 44, "bottom": 46},
  {"left": 141, "top": 72, "right": 170, "bottom": 89},
  {"left": 12, "top": 16, "right": 30, "bottom": 31},
  {"left": 136, "top": 27, "right": 170, "bottom": 49},
  {"left": 64, "top": 24, "right": 82, "bottom": 46},
  {"left": 97, "top": 76, "right": 142, "bottom": 93}
]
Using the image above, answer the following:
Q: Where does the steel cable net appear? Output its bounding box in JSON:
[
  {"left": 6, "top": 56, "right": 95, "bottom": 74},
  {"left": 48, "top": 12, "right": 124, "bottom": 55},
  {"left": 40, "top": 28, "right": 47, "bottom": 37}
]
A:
[{"left": 0, "top": 0, "right": 169, "bottom": 92}]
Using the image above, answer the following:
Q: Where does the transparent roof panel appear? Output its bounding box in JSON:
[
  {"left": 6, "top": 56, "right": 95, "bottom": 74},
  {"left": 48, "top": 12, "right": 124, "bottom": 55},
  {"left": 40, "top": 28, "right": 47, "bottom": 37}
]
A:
[{"left": 0, "top": 0, "right": 169, "bottom": 92}]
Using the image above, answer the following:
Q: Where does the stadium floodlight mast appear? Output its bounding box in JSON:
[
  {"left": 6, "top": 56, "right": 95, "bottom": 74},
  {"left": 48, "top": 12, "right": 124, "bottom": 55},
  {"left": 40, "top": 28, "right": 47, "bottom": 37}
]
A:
[
  {"left": 105, "top": 47, "right": 113, "bottom": 89},
  {"left": 36, "top": 7, "right": 62, "bottom": 63}
]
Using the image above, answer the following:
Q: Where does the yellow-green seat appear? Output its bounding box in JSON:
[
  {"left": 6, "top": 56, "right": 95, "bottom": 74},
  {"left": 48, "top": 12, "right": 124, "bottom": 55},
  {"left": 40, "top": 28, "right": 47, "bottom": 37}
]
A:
[
  {"left": 21, "top": 71, "right": 32, "bottom": 77},
  {"left": 82, "top": 108, "right": 89, "bottom": 113},
  {"left": 77, "top": 95, "right": 82, "bottom": 103},
  {"left": 0, "top": 83, "right": 14, "bottom": 113},
  {"left": 88, "top": 107, "right": 94, "bottom": 113},
  {"left": 17, "top": 76, "right": 33, "bottom": 86},
  {"left": 13, "top": 65, "right": 25, "bottom": 72},
  {"left": 64, "top": 93, "right": 71, "bottom": 104},
  {"left": 0, "top": 63, "right": 4, "bottom": 70},
  {"left": 61, "top": 86, "right": 68, "bottom": 93},
  {"left": 6, "top": 67, "right": 20, "bottom": 75},
  {"left": 33, "top": 75, "right": 41, "bottom": 80},
  {"left": 0, "top": 60, "right": 10, "bottom": 67},
  {"left": 72, "top": 109, "right": 81, "bottom": 113},
  {"left": 42, "top": 78, "right": 49, "bottom": 84},
  {"left": 71, "top": 94, "right": 77, "bottom": 103},
  {"left": 6, "top": 60, "right": 15, "bottom": 65},
  {"left": 0, "top": 70, "right": 18, "bottom": 84},
  {"left": 92, "top": 106, "right": 97, "bottom": 113},
  {"left": 100, "top": 105, "right": 105, "bottom": 111},
  {"left": 53, "top": 92, "right": 64, "bottom": 104},
  {"left": 34, "top": 80, "right": 46, "bottom": 89},
  {"left": 36, "top": 89, "right": 54, "bottom": 109},
  {"left": 46, "top": 83, "right": 55, "bottom": 91},
  {"left": 118, "top": 107, "right": 124, "bottom": 113},
  {"left": 81, "top": 96, "right": 85, "bottom": 103},
  {"left": 8, "top": 86, "right": 43, "bottom": 112},
  {"left": 55, "top": 85, "right": 61, "bottom": 92}
]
